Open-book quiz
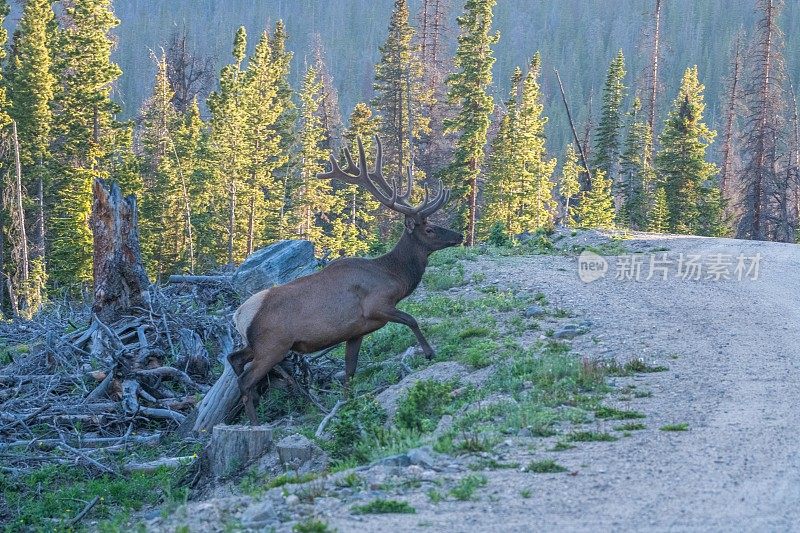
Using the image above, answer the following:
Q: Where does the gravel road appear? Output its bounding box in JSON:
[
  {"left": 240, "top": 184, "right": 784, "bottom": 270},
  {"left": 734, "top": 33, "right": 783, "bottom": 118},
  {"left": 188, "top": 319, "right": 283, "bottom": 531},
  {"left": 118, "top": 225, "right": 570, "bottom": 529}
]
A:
[{"left": 326, "top": 234, "right": 800, "bottom": 532}]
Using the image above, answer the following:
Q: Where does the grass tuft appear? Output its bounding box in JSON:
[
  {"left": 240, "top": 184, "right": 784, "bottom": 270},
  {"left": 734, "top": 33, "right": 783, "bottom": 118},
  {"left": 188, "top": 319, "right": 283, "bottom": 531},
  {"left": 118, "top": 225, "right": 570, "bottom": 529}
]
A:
[
  {"left": 526, "top": 459, "right": 568, "bottom": 473},
  {"left": 660, "top": 423, "right": 689, "bottom": 432},
  {"left": 450, "top": 474, "right": 488, "bottom": 500},
  {"left": 566, "top": 431, "right": 618, "bottom": 442},
  {"left": 594, "top": 406, "right": 646, "bottom": 420},
  {"left": 351, "top": 499, "right": 416, "bottom": 515}
]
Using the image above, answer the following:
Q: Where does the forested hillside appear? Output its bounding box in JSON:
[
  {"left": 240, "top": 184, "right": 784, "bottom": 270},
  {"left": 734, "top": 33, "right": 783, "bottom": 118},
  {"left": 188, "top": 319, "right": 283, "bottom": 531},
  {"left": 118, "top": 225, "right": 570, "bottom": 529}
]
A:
[
  {"left": 0, "top": 0, "right": 797, "bottom": 318},
  {"left": 108, "top": 0, "right": 800, "bottom": 150}
]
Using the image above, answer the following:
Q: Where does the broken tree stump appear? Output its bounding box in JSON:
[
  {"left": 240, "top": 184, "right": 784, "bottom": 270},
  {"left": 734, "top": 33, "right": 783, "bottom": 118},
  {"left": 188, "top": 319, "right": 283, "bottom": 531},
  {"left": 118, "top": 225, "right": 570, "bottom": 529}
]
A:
[
  {"left": 89, "top": 179, "right": 151, "bottom": 323},
  {"left": 210, "top": 424, "right": 273, "bottom": 478}
]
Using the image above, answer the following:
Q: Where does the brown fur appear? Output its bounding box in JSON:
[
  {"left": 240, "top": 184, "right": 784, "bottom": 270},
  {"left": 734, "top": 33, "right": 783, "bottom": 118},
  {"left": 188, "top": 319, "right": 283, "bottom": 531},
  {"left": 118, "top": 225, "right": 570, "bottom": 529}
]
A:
[{"left": 230, "top": 222, "right": 462, "bottom": 424}]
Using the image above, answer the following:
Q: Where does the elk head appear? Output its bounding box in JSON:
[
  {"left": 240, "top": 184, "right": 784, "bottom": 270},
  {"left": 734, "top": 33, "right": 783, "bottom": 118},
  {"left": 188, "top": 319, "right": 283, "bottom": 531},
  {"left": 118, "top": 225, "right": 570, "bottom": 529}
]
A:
[{"left": 318, "top": 136, "right": 463, "bottom": 251}]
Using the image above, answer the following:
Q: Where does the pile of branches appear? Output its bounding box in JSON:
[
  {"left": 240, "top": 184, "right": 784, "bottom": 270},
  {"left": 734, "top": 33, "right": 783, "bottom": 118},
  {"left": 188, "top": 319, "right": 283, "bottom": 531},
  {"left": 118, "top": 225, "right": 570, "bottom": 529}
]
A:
[{"left": 0, "top": 277, "right": 347, "bottom": 476}]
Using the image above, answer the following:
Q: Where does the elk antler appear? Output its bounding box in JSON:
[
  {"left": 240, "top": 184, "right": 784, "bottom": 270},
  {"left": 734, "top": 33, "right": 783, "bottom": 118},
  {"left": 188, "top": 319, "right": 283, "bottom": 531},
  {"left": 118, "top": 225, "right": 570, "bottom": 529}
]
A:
[{"left": 317, "top": 135, "right": 450, "bottom": 223}]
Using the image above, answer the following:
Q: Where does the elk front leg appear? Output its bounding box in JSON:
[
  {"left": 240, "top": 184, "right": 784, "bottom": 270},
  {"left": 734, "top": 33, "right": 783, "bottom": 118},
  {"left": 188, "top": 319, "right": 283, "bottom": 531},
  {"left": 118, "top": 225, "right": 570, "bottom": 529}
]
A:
[
  {"left": 377, "top": 309, "right": 435, "bottom": 359},
  {"left": 345, "top": 336, "right": 364, "bottom": 388}
]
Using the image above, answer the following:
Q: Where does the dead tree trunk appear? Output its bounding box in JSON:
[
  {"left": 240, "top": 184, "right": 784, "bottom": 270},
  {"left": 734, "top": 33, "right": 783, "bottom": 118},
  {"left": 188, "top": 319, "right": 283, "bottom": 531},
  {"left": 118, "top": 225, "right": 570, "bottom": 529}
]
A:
[{"left": 89, "top": 179, "right": 151, "bottom": 322}]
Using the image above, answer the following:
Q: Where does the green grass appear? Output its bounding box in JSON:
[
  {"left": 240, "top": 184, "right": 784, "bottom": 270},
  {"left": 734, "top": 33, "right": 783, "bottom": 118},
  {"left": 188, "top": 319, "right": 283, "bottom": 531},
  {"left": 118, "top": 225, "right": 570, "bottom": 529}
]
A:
[
  {"left": 615, "top": 422, "right": 646, "bottom": 431},
  {"left": 335, "top": 472, "right": 362, "bottom": 488},
  {"left": 594, "top": 406, "right": 646, "bottom": 420},
  {"left": 1, "top": 464, "right": 181, "bottom": 530},
  {"left": 660, "top": 423, "right": 689, "bottom": 432},
  {"left": 351, "top": 499, "right": 416, "bottom": 515},
  {"left": 550, "top": 441, "right": 575, "bottom": 452},
  {"left": 566, "top": 431, "right": 618, "bottom": 442},
  {"left": 450, "top": 474, "right": 488, "bottom": 501},
  {"left": 526, "top": 460, "right": 568, "bottom": 473},
  {"left": 293, "top": 518, "right": 335, "bottom": 533},
  {"left": 396, "top": 379, "right": 458, "bottom": 433},
  {"left": 427, "top": 489, "right": 443, "bottom": 503},
  {"left": 468, "top": 458, "right": 520, "bottom": 470},
  {"left": 520, "top": 489, "right": 532, "bottom": 498},
  {"left": 609, "top": 359, "right": 669, "bottom": 375},
  {"left": 240, "top": 470, "right": 320, "bottom": 495}
]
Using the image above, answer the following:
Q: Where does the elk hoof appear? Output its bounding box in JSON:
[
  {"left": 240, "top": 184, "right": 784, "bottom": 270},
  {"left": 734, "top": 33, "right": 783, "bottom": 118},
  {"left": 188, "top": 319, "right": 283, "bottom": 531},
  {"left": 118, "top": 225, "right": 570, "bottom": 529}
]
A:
[{"left": 423, "top": 348, "right": 435, "bottom": 360}]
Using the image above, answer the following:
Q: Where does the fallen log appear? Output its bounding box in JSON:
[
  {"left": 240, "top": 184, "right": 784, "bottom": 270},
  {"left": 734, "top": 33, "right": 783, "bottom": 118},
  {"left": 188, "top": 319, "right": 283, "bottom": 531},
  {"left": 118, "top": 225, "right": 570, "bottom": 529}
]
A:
[{"left": 124, "top": 456, "right": 195, "bottom": 473}]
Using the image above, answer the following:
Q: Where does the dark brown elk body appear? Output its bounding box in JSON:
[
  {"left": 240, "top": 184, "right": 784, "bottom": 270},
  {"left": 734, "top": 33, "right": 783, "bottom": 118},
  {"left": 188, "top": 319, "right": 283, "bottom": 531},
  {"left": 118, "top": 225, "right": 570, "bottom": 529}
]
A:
[{"left": 229, "top": 136, "right": 463, "bottom": 424}]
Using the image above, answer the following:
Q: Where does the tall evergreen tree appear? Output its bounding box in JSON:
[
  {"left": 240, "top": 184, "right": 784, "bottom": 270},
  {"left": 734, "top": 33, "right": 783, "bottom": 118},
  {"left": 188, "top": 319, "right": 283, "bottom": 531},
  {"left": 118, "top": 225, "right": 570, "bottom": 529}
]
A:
[
  {"left": 445, "top": 0, "right": 498, "bottom": 245},
  {"left": 619, "top": 98, "right": 655, "bottom": 229},
  {"left": 516, "top": 53, "right": 557, "bottom": 231},
  {"left": 574, "top": 169, "right": 615, "bottom": 229},
  {"left": 50, "top": 0, "right": 123, "bottom": 285},
  {"left": 138, "top": 53, "right": 192, "bottom": 277},
  {"left": 207, "top": 27, "right": 248, "bottom": 265},
  {"left": 558, "top": 143, "right": 582, "bottom": 226},
  {"left": 290, "top": 65, "right": 340, "bottom": 254},
  {"left": 372, "top": 0, "right": 431, "bottom": 179},
  {"left": 648, "top": 186, "right": 669, "bottom": 232},
  {"left": 242, "top": 30, "right": 289, "bottom": 250},
  {"left": 7, "top": 0, "right": 56, "bottom": 271},
  {"left": 592, "top": 50, "right": 627, "bottom": 187},
  {"left": 339, "top": 103, "right": 381, "bottom": 255},
  {"left": 655, "top": 66, "right": 721, "bottom": 235}
]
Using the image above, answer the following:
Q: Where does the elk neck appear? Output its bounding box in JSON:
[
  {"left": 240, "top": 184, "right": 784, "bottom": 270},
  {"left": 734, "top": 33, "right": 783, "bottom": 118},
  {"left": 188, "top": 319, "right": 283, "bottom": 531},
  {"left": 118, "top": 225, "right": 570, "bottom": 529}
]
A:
[{"left": 375, "top": 230, "right": 430, "bottom": 296}]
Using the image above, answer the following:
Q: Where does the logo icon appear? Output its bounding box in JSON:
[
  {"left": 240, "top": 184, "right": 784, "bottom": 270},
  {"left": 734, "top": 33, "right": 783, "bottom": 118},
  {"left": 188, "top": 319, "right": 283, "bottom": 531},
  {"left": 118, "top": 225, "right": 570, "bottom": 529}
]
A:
[{"left": 578, "top": 250, "right": 608, "bottom": 283}]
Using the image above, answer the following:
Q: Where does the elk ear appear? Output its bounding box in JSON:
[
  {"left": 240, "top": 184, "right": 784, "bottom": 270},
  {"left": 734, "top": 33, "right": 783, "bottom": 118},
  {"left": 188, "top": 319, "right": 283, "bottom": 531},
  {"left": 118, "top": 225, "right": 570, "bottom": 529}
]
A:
[{"left": 404, "top": 217, "right": 417, "bottom": 233}]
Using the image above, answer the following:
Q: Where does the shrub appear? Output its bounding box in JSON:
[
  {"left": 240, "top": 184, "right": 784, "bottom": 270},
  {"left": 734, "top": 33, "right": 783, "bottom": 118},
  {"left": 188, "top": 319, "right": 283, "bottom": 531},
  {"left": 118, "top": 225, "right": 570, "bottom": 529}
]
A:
[{"left": 396, "top": 380, "right": 455, "bottom": 433}]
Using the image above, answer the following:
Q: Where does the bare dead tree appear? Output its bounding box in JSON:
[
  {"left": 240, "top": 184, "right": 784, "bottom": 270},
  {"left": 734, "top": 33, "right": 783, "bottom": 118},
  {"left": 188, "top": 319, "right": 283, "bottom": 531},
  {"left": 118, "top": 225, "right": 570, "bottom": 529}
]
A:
[
  {"left": 720, "top": 32, "right": 744, "bottom": 204},
  {"left": 647, "top": 0, "right": 663, "bottom": 145},
  {"left": 312, "top": 36, "right": 344, "bottom": 152},
  {"left": 736, "top": 0, "right": 790, "bottom": 241},
  {"left": 415, "top": 0, "right": 454, "bottom": 178},
  {"left": 165, "top": 29, "right": 215, "bottom": 114},
  {"left": 555, "top": 69, "right": 593, "bottom": 185}
]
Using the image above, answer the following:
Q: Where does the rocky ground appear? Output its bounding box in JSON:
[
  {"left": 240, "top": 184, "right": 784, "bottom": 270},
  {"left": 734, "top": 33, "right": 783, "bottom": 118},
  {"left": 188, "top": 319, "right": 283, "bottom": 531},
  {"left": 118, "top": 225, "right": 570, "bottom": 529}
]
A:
[{"left": 145, "top": 231, "right": 800, "bottom": 532}]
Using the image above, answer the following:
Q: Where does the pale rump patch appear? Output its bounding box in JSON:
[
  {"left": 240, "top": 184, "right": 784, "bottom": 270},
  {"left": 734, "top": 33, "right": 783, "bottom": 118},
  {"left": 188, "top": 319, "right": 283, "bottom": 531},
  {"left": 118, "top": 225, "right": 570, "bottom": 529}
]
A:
[{"left": 233, "top": 289, "right": 270, "bottom": 346}]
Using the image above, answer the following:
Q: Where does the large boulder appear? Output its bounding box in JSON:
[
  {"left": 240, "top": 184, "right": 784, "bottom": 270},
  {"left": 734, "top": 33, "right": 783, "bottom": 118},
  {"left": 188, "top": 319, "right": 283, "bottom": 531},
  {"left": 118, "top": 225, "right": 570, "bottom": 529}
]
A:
[{"left": 232, "top": 240, "right": 319, "bottom": 298}]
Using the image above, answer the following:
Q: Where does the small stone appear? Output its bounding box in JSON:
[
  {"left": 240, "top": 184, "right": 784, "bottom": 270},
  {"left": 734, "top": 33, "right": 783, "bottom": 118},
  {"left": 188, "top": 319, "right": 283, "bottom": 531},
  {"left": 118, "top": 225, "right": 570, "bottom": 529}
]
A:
[
  {"left": 241, "top": 501, "right": 277, "bottom": 526},
  {"left": 284, "top": 494, "right": 300, "bottom": 506},
  {"left": 407, "top": 465, "right": 424, "bottom": 477},
  {"left": 522, "top": 380, "right": 534, "bottom": 390},
  {"left": 517, "top": 428, "right": 532, "bottom": 438},
  {"left": 524, "top": 305, "right": 545, "bottom": 318},
  {"left": 554, "top": 324, "right": 586, "bottom": 339},
  {"left": 377, "top": 454, "right": 411, "bottom": 467},
  {"left": 407, "top": 447, "right": 436, "bottom": 469}
]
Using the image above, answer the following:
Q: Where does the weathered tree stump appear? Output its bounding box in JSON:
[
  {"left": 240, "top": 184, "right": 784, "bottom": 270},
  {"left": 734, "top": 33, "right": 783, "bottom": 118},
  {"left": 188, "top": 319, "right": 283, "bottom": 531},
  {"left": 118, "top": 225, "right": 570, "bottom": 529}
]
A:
[
  {"left": 210, "top": 424, "right": 273, "bottom": 478},
  {"left": 192, "top": 364, "right": 242, "bottom": 433},
  {"left": 89, "top": 179, "right": 151, "bottom": 323}
]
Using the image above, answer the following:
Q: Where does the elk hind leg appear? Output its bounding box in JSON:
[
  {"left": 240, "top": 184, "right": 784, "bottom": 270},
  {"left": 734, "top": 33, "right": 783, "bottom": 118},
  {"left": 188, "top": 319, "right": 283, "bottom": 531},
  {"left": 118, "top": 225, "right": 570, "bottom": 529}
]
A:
[
  {"left": 236, "top": 342, "right": 289, "bottom": 425},
  {"left": 344, "top": 336, "right": 364, "bottom": 391},
  {"left": 228, "top": 347, "right": 252, "bottom": 377}
]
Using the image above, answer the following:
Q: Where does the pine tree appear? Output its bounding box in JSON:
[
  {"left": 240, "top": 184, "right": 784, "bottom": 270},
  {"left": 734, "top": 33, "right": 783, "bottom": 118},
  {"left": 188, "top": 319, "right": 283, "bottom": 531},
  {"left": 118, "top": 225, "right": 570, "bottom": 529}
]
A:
[
  {"left": 138, "top": 53, "right": 191, "bottom": 277},
  {"left": 338, "top": 103, "right": 381, "bottom": 255},
  {"left": 445, "top": 0, "right": 499, "bottom": 245},
  {"left": 592, "top": 50, "right": 626, "bottom": 187},
  {"left": 574, "top": 169, "right": 615, "bottom": 229},
  {"left": 372, "top": 0, "right": 431, "bottom": 178},
  {"left": 619, "top": 98, "right": 655, "bottom": 230},
  {"left": 558, "top": 144, "right": 582, "bottom": 226},
  {"left": 516, "top": 53, "right": 557, "bottom": 232},
  {"left": 482, "top": 67, "right": 520, "bottom": 239},
  {"left": 655, "top": 66, "right": 721, "bottom": 235},
  {"left": 207, "top": 27, "right": 248, "bottom": 265},
  {"left": 290, "top": 65, "right": 340, "bottom": 254},
  {"left": 242, "top": 30, "right": 289, "bottom": 250},
  {"left": 648, "top": 186, "right": 669, "bottom": 232},
  {"left": 269, "top": 20, "right": 296, "bottom": 239},
  {"left": 7, "top": 0, "right": 56, "bottom": 273},
  {"left": 50, "top": 0, "right": 123, "bottom": 286}
]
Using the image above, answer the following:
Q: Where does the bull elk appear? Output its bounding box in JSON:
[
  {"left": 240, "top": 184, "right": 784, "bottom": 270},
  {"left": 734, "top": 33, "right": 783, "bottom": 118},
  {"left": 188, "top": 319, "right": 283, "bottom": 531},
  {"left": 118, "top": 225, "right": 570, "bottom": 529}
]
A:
[{"left": 229, "top": 136, "right": 463, "bottom": 424}]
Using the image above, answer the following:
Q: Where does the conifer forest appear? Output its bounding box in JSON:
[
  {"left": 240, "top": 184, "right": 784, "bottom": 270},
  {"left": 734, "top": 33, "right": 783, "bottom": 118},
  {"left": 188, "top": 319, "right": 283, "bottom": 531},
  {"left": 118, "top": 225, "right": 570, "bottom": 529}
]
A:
[{"left": 0, "top": 1, "right": 798, "bottom": 531}]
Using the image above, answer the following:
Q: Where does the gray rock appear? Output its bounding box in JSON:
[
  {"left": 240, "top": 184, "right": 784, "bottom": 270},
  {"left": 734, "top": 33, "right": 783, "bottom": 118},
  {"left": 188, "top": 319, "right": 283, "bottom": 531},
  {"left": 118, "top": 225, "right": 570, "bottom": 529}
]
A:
[
  {"left": 524, "top": 305, "right": 546, "bottom": 318},
  {"left": 240, "top": 500, "right": 278, "bottom": 527},
  {"left": 407, "top": 446, "right": 437, "bottom": 469},
  {"left": 554, "top": 324, "right": 588, "bottom": 339},
  {"left": 517, "top": 428, "right": 533, "bottom": 438},
  {"left": 376, "top": 454, "right": 411, "bottom": 467},
  {"left": 276, "top": 433, "right": 314, "bottom": 467},
  {"left": 284, "top": 494, "right": 300, "bottom": 507},
  {"left": 232, "top": 240, "right": 318, "bottom": 298},
  {"left": 376, "top": 361, "right": 470, "bottom": 421},
  {"left": 433, "top": 415, "right": 454, "bottom": 438}
]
